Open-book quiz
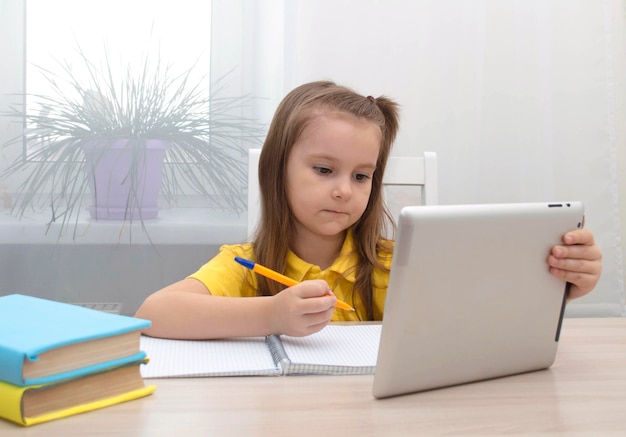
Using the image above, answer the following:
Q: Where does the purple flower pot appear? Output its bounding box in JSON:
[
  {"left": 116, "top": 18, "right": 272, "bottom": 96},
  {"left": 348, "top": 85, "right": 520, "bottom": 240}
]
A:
[{"left": 82, "top": 139, "right": 169, "bottom": 220}]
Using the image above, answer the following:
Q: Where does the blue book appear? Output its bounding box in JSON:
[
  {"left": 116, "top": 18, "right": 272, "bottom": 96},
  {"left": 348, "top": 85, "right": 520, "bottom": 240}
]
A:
[{"left": 0, "top": 294, "right": 151, "bottom": 386}]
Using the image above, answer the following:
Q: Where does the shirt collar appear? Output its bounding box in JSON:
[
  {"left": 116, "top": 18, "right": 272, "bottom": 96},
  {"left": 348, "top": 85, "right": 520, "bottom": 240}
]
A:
[{"left": 286, "top": 229, "right": 358, "bottom": 283}]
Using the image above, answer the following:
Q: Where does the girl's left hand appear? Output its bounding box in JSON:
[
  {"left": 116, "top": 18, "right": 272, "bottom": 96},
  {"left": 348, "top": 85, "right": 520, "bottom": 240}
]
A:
[{"left": 548, "top": 228, "right": 602, "bottom": 301}]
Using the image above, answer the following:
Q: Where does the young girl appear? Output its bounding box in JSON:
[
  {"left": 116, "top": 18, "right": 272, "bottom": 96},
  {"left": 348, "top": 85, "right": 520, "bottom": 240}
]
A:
[{"left": 135, "top": 81, "right": 603, "bottom": 340}]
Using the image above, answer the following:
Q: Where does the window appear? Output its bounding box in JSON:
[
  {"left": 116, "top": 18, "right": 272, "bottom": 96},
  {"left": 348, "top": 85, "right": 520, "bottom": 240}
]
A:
[
  {"left": 0, "top": 0, "right": 274, "bottom": 245},
  {"left": 25, "top": 0, "right": 212, "bottom": 156}
]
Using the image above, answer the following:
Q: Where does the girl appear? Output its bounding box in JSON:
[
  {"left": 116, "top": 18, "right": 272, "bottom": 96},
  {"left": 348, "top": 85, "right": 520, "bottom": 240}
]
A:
[{"left": 136, "top": 81, "right": 602, "bottom": 340}]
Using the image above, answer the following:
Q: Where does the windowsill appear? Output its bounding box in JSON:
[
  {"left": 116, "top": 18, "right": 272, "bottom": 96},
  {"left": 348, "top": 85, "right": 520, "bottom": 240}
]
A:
[{"left": 0, "top": 207, "right": 248, "bottom": 245}]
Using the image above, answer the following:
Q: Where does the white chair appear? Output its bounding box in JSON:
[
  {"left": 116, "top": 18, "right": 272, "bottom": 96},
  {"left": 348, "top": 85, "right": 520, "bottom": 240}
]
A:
[{"left": 247, "top": 148, "right": 438, "bottom": 236}]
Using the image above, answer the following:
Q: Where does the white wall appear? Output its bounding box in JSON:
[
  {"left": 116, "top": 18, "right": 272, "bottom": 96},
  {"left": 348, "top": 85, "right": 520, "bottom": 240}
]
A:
[
  {"left": 0, "top": 1, "right": 24, "bottom": 176},
  {"left": 617, "top": 0, "right": 626, "bottom": 318},
  {"left": 1, "top": 0, "right": 625, "bottom": 316},
  {"left": 275, "top": 0, "right": 625, "bottom": 316}
]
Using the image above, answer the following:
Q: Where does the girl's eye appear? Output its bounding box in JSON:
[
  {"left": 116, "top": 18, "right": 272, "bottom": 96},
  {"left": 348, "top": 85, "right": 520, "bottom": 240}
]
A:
[
  {"left": 313, "top": 166, "right": 332, "bottom": 175},
  {"left": 354, "top": 173, "right": 371, "bottom": 182}
]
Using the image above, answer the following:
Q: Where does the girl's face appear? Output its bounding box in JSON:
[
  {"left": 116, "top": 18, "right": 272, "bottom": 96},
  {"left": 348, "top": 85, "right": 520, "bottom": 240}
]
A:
[{"left": 286, "top": 112, "right": 381, "bottom": 240}]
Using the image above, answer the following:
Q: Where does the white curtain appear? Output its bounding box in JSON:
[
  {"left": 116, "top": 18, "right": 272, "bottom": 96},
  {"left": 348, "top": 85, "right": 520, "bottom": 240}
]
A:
[{"left": 250, "top": 0, "right": 625, "bottom": 316}]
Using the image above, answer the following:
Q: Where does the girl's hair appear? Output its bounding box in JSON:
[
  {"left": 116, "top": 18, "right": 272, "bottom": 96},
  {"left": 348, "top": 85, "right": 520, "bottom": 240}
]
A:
[{"left": 253, "top": 80, "right": 399, "bottom": 320}]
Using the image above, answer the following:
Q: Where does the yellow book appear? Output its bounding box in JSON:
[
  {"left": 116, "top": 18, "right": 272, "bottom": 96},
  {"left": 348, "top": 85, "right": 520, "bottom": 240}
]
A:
[{"left": 0, "top": 361, "right": 156, "bottom": 427}]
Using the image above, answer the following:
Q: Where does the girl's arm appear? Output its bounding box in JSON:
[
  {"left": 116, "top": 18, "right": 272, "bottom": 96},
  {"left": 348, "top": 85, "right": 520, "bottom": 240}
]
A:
[{"left": 135, "top": 278, "right": 337, "bottom": 340}]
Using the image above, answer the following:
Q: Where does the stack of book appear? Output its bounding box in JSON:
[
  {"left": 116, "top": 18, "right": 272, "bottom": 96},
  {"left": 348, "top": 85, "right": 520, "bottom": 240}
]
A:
[{"left": 0, "top": 294, "right": 156, "bottom": 427}]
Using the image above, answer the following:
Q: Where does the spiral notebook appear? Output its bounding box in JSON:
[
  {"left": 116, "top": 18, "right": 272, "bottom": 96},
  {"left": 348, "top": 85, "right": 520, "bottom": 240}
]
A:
[{"left": 140, "top": 324, "right": 381, "bottom": 378}]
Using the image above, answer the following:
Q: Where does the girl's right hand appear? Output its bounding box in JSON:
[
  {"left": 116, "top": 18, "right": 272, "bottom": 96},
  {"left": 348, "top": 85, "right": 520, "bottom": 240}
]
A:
[{"left": 268, "top": 280, "right": 337, "bottom": 337}]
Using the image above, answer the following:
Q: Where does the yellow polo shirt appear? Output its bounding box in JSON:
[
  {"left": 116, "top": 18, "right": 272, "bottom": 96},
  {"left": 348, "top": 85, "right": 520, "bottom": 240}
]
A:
[{"left": 188, "top": 232, "right": 393, "bottom": 321}]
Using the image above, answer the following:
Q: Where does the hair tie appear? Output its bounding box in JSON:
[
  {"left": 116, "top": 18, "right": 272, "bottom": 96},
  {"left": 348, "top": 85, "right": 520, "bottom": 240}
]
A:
[{"left": 367, "top": 96, "right": 376, "bottom": 103}]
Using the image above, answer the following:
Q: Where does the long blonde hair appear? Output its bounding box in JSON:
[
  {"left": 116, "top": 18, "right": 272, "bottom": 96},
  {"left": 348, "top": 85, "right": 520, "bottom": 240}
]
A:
[{"left": 253, "top": 81, "right": 399, "bottom": 320}]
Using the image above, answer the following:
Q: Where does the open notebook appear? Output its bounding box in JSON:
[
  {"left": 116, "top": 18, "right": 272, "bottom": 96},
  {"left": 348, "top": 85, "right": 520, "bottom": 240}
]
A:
[{"left": 140, "top": 324, "right": 380, "bottom": 378}]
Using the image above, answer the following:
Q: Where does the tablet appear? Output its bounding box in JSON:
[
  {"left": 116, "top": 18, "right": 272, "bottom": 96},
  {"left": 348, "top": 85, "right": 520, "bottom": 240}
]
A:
[{"left": 372, "top": 201, "right": 584, "bottom": 399}]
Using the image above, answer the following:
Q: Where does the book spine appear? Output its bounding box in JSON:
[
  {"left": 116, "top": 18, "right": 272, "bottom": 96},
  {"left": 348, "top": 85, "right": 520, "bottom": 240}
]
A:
[
  {"left": 0, "top": 344, "right": 24, "bottom": 387},
  {"left": 265, "top": 335, "right": 290, "bottom": 370},
  {"left": 0, "top": 379, "right": 28, "bottom": 425}
]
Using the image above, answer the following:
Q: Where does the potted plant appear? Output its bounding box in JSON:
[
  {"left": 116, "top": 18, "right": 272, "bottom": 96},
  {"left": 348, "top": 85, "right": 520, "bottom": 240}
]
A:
[{"left": 1, "top": 47, "right": 265, "bottom": 237}]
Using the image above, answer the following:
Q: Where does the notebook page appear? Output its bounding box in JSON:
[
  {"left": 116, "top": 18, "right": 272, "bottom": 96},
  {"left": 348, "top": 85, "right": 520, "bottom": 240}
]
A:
[
  {"left": 280, "top": 324, "right": 381, "bottom": 375},
  {"left": 140, "top": 336, "right": 281, "bottom": 378}
]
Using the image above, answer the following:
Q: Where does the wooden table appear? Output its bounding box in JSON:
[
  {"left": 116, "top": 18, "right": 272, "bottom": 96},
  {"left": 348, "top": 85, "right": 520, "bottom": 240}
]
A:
[{"left": 2, "top": 318, "right": 625, "bottom": 435}]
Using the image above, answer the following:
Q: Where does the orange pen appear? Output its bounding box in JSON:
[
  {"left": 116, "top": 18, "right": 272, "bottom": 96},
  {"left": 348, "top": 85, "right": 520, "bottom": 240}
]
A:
[{"left": 234, "top": 257, "right": 355, "bottom": 312}]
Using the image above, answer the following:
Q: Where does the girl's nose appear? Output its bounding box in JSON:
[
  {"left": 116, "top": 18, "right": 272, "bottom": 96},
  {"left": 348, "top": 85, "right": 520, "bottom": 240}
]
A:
[{"left": 332, "top": 177, "right": 352, "bottom": 200}]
